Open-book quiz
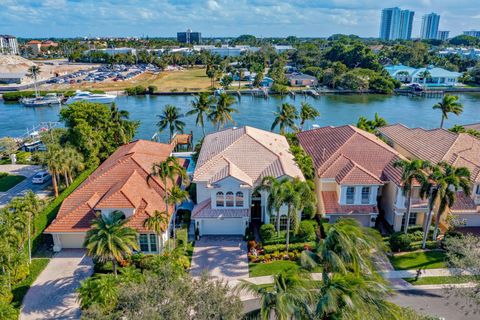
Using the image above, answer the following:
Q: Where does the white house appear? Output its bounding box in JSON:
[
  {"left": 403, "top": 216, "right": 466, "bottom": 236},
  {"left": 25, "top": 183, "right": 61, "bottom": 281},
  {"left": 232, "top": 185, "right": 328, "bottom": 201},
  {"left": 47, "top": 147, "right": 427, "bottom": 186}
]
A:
[
  {"left": 385, "top": 64, "right": 462, "bottom": 87},
  {"left": 192, "top": 126, "right": 304, "bottom": 235}
]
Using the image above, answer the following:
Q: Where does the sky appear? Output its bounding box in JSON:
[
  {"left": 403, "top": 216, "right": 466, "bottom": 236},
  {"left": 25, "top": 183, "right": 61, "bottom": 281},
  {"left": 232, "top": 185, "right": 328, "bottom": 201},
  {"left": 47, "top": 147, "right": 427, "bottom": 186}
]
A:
[{"left": 1, "top": 0, "right": 479, "bottom": 38}]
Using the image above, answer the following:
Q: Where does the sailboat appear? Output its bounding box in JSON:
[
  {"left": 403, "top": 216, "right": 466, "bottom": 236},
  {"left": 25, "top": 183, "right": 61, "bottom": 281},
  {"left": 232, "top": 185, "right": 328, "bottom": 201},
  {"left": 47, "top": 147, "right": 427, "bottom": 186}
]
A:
[{"left": 20, "top": 66, "right": 62, "bottom": 107}]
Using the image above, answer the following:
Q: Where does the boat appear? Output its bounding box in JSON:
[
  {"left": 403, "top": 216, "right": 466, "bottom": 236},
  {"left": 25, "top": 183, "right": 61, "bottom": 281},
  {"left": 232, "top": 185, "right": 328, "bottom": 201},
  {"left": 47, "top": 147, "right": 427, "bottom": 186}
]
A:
[
  {"left": 66, "top": 90, "right": 116, "bottom": 104},
  {"left": 21, "top": 93, "right": 62, "bottom": 107}
]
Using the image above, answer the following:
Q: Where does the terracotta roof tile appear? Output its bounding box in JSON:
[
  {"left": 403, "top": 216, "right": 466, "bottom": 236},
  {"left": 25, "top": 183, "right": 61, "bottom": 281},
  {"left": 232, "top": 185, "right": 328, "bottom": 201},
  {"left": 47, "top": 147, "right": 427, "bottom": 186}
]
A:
[
  {"left": 451, "top": 191, "right": 478, "bottom": 212},
  {"left": 321, "top": 191, "right": 378, "bottom": 214}
]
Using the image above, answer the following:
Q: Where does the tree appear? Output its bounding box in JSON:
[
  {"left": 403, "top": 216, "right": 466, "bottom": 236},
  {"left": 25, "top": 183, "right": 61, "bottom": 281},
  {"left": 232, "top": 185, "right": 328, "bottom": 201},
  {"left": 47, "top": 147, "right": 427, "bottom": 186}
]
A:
[
  {"left": 168, "top": 185, "right": 189, "bottom": 248},
  {"left": 356, "top": 113, "right": 387, "bottom": 134},
  {"left": 41, "top": 144, "right": 62, "bottom": 197},
  {"left": 393, "top": 159, "right": 430, "bottom": 234},
  {"left": 208, "top": 93, "right": 238, "bottom": 131},
  {"left": 219, "top": 75, "right": 233, "bottom": 90},
  {"left": 77, "top": 274, "right": 120, "bottom": 310},
  {"left": 84, "top": 211, "right": 139, "bottom": 276},
  {"left": 110, "top": 103, "right": 134, "bottom": 145},
  {"left": 156, "top": 104, "right": 185, "bottom": 142},
  {"left": 417, "top": 70, "right": 431, "bottom": 84},
  {"left": 255, "top": 176, "right": 284, "bottom": 237},
  {"left": 186, "top": 93, "right": 215, "bottom": 137},
  {"left": 432, "top": 95, "right": 463, "bottom": 128},
  {"left": 143, "top": 210, "right": 169, "bottom": 251},
  {"left": 449, "top": 124, "right": 480, "bottom": 138},
  {"left": 237, "top": 269, "right": 313, "bottom": 320},
  {"left": 0, "top": 138, "right": 17, "bottom": 160},
  {"left": 271, "top": 103, "right": 298, "bottom": 134},
  {"left": 299, "top": 102, "right": 320, "bottom": 131},
  {"left": 27, "top": 65, "right": 41, "bottom": 97},
  {"left": 236, "top": 69, "right": 245, "bottom": 89}
]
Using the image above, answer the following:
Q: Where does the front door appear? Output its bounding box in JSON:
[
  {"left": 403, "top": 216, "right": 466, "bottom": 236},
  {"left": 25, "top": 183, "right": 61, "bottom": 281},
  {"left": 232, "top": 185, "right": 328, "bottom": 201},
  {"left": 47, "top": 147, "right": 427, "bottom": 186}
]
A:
[{"left": 251, "top": 199, "right": 262, "bottom": 221}]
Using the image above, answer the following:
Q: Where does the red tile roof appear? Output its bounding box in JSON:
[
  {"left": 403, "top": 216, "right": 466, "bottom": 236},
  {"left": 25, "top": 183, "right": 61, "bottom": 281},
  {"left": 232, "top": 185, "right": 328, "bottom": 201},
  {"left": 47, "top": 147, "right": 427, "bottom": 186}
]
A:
[
  {"left": 297, "top": 125, "right": 404, "bottom": 185},
  {"left": 45, "top": 140, "right": 184, "bottom": 233},
  {"left": 451, "top": 191, "right": 478, "bottom": 213},
  {"left": 321, "top": 191, "right": 378, "bottom": 214},
  {"left": 464, "top": 123, "right": 480, "bottom": 132},
  {"left": 192, "top": 199, "right": 250, "bottom": 218}
]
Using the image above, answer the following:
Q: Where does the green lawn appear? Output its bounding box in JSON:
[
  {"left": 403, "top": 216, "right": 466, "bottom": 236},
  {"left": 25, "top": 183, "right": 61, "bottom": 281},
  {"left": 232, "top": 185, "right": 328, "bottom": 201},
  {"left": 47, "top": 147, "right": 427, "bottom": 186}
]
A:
[
  {"left": 0, "top": 174, "right": 26, "bottom": 191},
  {"left": 249, "top": 260, "right": 321, "bottom": 277},
  {"left": 389, "top": 251, "right": 447, "bottom": 270},
  {"left": 405, "top": 275, "right": 477, "bottom": 285},
  {"left": 11, "top": 258, "right": 50, "bottom": 310}
]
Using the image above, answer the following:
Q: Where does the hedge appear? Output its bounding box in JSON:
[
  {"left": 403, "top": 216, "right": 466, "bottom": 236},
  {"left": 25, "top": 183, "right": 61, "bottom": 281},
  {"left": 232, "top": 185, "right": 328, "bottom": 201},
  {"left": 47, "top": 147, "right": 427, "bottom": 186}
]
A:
[
  {"left": 32, "top": 166, "right": 96, "bottom": 252},
  {"left": 2, "top": 90, "right": 76, "bottom": 102},
  {"left": 263, "top": 242, "right": 316, "bottom": 254}
]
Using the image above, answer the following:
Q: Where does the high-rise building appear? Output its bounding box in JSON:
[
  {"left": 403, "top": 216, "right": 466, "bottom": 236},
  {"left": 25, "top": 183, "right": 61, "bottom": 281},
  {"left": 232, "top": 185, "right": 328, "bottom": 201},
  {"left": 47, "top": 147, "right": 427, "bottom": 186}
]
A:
[
  {"left": 0, "top": 35, "right": 19, "bottom": 54},
  {"left": 437, "top": 31, "right": 450, "bottom": 41},
  {"left": 463, "top": 30, "right": 480, "bottom": 38},
  {"left": 380, "top": 7, "right": 414, "bottom": 40},
  {"left": 420, "top": 13, "right": 440, "bottom": 40},
  {"left": 177, "top": 29, "right": 202, "bottom": 44}
]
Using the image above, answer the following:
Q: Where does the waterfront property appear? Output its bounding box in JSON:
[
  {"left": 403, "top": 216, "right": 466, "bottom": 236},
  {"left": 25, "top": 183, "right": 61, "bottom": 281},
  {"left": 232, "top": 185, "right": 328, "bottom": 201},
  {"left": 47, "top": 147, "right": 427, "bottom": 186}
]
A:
[
  {"left": 385, "top": 65, "right": 461, "bottom": 87},
  {"left": 297, "top": 125, "right": 429, "bottom": 231},
  {"left": 192, "top": 126, "right": 304, "bottom": 235},
  {"left": 44, "top": 140, "right": 186, "bottom": 252},
  {"left": 286, "top": 73, "right": 318, "bottom": 87},
  {"left": 379, "top": 124, "right": 480, "bottom": 227}
]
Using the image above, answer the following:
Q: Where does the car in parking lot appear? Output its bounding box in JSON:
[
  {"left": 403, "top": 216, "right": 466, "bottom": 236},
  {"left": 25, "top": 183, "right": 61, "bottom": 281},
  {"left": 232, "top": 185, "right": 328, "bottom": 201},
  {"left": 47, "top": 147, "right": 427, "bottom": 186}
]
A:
[{"left": 32, "top": 171, "right": 51, "bottom": 184}]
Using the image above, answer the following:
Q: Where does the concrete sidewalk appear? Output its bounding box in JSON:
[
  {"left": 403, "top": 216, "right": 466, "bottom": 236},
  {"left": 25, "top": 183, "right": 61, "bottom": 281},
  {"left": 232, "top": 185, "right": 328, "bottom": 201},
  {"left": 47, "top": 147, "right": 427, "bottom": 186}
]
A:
[{"left": 381, "top": 268, "right": 477, "bottom": 279}]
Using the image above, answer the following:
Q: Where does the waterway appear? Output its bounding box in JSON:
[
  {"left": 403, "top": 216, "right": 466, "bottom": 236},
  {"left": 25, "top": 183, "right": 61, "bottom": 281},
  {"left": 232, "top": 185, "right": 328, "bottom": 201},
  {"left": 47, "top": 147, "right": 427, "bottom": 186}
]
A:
[{"left": 1, "top": 93, "right": 480, "bottom": 142}]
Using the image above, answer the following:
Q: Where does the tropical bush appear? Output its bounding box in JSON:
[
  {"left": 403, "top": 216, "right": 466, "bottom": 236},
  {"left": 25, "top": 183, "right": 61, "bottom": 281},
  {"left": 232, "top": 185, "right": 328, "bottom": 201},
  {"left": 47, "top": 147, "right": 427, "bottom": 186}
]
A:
[
  {"left": 125, "top": 85, "right": 146, "bottom": 95},
  {"left": 298, "top": 220, "right": 316, "bottom": 241},
  {"left": 2, "top": 90, "right": 76, "bottom": 102},
  {"left": 260, "top": 224, "right": 276, "bottom": 241},
  {"left": 389, "top": 233, "right": 412, "bottom": 252},
  {"left": 263, "top": 242, "right": 315, "bottom": 254},
  {"left": 271, "top": 83, "right": 288, "bottom": 95},
  {"left": 147, "top": 85, "right": 157, "bottom": 94}
]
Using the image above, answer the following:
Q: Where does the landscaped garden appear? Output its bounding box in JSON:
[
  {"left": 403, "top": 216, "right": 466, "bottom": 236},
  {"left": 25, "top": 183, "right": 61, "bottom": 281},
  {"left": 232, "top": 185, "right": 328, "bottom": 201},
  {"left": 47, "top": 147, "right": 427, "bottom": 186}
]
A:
[{"left": 0, "top": 172, "right": 25, "bottom": 191}]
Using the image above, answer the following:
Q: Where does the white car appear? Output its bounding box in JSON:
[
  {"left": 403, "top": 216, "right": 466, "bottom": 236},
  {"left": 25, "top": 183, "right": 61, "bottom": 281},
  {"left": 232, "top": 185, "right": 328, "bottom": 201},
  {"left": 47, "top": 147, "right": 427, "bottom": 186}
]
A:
[{"left": 32, "top": 171, "right": 51, "bottom": 184}]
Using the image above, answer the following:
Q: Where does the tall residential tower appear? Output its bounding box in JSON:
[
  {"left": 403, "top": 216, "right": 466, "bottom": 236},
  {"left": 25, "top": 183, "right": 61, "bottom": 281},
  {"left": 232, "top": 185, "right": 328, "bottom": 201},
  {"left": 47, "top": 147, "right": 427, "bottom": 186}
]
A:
[
  {"left": 421, "top": 13, "right": 440, "bottom": 40},
  {"left": 380, "top": 7, "right": 414, "bottom": 41}
]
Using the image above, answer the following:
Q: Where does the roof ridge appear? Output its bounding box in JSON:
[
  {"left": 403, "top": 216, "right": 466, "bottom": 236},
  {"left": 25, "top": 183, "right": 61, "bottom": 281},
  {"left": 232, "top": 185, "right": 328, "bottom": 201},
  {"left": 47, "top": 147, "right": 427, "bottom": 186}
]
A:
[{"left": 342, "top": 159, "right": 384, "bottom": 184}]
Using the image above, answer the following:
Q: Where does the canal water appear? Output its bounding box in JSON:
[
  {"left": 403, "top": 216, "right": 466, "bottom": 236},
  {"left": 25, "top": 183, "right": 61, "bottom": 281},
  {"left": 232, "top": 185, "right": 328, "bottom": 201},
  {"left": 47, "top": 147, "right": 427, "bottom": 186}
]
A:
[{"left": 1, "top": 93, "right": 479, "bottom": 143}]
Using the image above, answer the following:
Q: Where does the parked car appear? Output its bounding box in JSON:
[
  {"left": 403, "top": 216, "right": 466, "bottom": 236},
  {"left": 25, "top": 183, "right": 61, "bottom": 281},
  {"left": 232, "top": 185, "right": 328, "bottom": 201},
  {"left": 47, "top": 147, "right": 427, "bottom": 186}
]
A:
[{"left": 32, "top": 171, "right": 51, "bottom": 184}]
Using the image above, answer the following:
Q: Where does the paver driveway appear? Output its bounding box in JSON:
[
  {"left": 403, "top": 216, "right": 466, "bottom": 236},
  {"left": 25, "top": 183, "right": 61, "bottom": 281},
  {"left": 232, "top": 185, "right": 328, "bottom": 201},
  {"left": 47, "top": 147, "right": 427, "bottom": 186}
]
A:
[
  {"left": 190, "top": 236, "right": 249, "bottom": 281},
  {"left": 20, "top": 249, "right": 93, "bottom": 320}
]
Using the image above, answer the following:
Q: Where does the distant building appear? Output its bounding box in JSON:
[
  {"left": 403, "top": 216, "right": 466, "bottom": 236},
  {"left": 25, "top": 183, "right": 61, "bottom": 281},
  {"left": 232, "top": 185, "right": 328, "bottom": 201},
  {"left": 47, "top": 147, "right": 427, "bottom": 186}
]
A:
[
  {"left": 26, "top": 40, "right": 59, "bottom": 55},
  {"left": 85, "top": 47, "right": 137, "bottom": 56},
  {"left": 273, "top": 45, "right": 295, "bottom": 53},
  {"left": 463, "top": 30, "right": 480, "bottom": 38},
  {"left": 437, "top": 31, "right": 450, "bottom": 41},
  {"left": 421, "top": 13, "right": 440, "bottom": 40},
  {"left": 385, "top": 65, "right": 461, "bottom": 86},
  {"left": 379, "top": 7, "right": 414, "bottom": 40},
  {"left": 177, "top": 29, "right": 201, "bottom": 44},
  {"left": 437, "top": 47, "right": 480, "bottom": 60},
  {"left": 286, "top": 73, "right": 318, "bottom": 87},
  {"left": 0, "top": 35, "right": 19, "bottom": 55},
  {"left": 0, "top": 72, "right": 26, "bottom": 84}
]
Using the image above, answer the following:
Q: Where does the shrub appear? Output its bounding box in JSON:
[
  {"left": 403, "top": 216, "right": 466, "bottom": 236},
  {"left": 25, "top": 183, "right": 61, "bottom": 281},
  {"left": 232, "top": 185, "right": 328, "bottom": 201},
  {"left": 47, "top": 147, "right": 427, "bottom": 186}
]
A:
[
  {"left": 260, "top": 224, "right": 276, "bottom": 241},
  {"left": 389, "top": 233, "right": 412, "bottom": 252},
  {"left": 271, "top": 83, "right": 288, "bottom": 95},
  {"left": 410, "top": 241, "right": 440, "bottom": 250},
  {"left": 298, "top": 220, "right": 316, "bottom": 241},
  {"left": 125, "top": 85, "right": 146, "bottom": 95},
  {"left": 263, "top": 242, "right": 316, "bottom": 254},
  {"left": 247, "top": 240, "right": 257, "bottom": 250},
  {"left": 176, "top": 228, "right": 188, "bottom": 250},
  {"left": 264, "top": 254, "right": 271, "bottom": 261},
  {"left": 257, "top": 255, "right": 265, "bottom": 262},
  {"left": 244, "top": 226, "right": 255, "bottom": 241},
  {"left": 147, "top": 85, "right": 157, "bottom": 94}
]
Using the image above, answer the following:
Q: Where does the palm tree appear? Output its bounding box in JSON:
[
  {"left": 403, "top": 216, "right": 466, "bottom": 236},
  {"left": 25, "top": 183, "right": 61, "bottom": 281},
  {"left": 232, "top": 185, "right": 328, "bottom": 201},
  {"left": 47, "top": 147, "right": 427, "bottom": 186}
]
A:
[
  {"left": 167, "top": 185, "right": 189, "bottom": 248},
  {"left": 27, "top": 65, "right": 41, "bottom": 97},
  {"left": 208, "top": 93, "right": 238, "bottom": 131},
  {"left": 110, "top": 103, "right": 131, "bottom": 144},
  {"left": 156, "top": 104, "right": 185, "bottom": 142},
  {"left": 77, "top": 274, "right": 119, "bottom": 310},
  {"left": 9, "top": 191, "right": 44, "bottom": 263},
  {"left": 63, "top": 147, "right": 84, "bottom": 185},
  {"left": 84, "top": 211, "right": 139, "bottom": 276},
  {"left": 255, "top": 176, "right": 284, "bottom": 237},
  {"left": 426, "top": 162, "right": 471, "bottom": 240},
  {"left": 418, "top": 69, "right": 431, "bottom": 84},
  {"left": 143, "top": 210, "right": 169, "bottom": 251},
  {"left": 393, "top": 159, "right": 430, "bottom": 234},
  {"left": 299, "top": 102, "right": 320, "bottom": 131},
  {"left": 43, "top": 144, "right": 62, "bottom": 197},
  {"left": 271, "top": 103, "right": 298, "bottom": 134},
  {"left": 187, "top": 93, "right": 216, "bottom": 137},
  {"left": 237, "top": 69, "right": 245, "bottom": 89},
  {"left": 432, "top": 95, "right": 463, "bottom": 128},
  {"left": 236, "top": 269, "right": 313, "bottom": 320},
  {"left": 279, "top": 178, "right": 316, "bottom": 252}
]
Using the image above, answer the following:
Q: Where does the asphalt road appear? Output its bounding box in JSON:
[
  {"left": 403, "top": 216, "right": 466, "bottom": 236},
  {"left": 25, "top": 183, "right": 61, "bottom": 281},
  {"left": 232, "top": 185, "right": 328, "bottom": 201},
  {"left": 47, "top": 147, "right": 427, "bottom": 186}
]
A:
[{"left": 243, "top": 288, "right": 479, "bottom": 320}]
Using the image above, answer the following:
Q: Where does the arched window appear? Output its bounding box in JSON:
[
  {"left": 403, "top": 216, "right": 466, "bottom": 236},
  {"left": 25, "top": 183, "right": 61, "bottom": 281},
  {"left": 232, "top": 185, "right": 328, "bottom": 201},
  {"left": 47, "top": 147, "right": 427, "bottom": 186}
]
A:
[
  {"left": 226, "top": 192, "right": 234, "bottom": 207},
  {"left": 216, "top": 192, "right": 224, "bottom": 207},
  {"left": 235, "top": 192, "right": 244, "bottom": 207}
]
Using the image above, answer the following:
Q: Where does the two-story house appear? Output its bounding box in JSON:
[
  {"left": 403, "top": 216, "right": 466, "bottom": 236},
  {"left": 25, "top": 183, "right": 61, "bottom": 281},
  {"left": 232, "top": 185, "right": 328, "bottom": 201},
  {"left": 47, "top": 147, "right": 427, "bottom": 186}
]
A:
[
  {"left": 192, "top": 126, "right": 304, "bottom": 235},
  {"left": 297, "top": 125, "right": 429, "bottom": 231},
  {"left": 379, "top": 124, "right": 480, "bottom": 227},
  {"left": 45, "top": 140, "right": 186, "bottom": 253}
]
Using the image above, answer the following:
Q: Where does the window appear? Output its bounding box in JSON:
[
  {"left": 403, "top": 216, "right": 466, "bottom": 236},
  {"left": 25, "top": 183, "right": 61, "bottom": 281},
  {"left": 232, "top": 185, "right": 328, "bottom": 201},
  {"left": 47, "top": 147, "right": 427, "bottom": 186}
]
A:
[
  {"left": 346, "top": 187, "right": 355, "bottom": 204},
  {"left": 216, "top": 192, "right": 224, "bottom": 207},
  {"left": 226, "top": 192, "right": 234, "bottom": 207},
  {"left": 401, "top": 212, "right": 418, "bottom": 231},
  {"left": 361, "top": 187, "right": 370, "bottom": 204},
  {"left": 272, "top": 215, "right": 289, "bottom": 231},
  {"left": 476, "top": 185, "right": 480, "bottom": 195},
  {"left": 235, "top": 192, "right": 244, "bottom": 207},
  {"left": 139, "top": 234, "right": 158, "bottom": 253}
]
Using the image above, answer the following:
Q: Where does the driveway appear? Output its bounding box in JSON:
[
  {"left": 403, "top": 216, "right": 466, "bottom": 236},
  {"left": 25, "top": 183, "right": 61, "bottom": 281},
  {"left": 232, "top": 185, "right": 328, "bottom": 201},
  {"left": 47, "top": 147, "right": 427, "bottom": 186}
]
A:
[
  {"left": 190, "top": 236, "right": 249, "bottom": 281},
  {"left": 20, "top": 249, "right": 93, "bottom": 320},
  {"left": 0, "top": 164, "right": 51, "bottom": 207}
]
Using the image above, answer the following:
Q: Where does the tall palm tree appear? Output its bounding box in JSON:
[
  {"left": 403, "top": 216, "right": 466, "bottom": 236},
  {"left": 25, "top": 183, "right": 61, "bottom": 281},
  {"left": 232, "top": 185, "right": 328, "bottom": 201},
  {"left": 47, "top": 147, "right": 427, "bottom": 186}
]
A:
[
  {"left": 143, "top": 210, "right": 169, "bottom": 251},
  {"left": 156, "top": 104, "right": 185, "bottom": 142},
  {"left": 84, "top": 211, "right": 139, "bottom": 276},
  {"left": 9, "top": 191, "right": 44, "bottom": 263},
  {"left": 299, "top": 102, "right": 320, "bottom": 131},
  {"left": 237, "top": 69, "right": 245, "bottom": 89},
  {"left": 279, "top": 178, "right": 316, "bottom": 252},
  {"left": 168, "top": 185, "right": 189, "bottom": 248},
  {"left": 255, "top": 176, "right": 284, "bottom": 237},
  {"left": 236, "top": 269, "right": 313, "bottom": 320},
  {"left": 208, "top": 93, "right": 238, "bottom": 131},
  {"left": 393, "top": 159, "right": 431, "bottom": 234},
  {"left": 271, "top": 103, "right": 298, "bottom": 134},
  {"left": 43, "top": 144, "right": 62, "bottom": 197},
  {"left": 426, "top": 162, "right": 471, "bottom": 240},
  {"left": 27, "top": 65, "right": 41, "bottom": 97},
  {"left": 110, "top": 103, "right": 131, "bottom": 145},
  {"left": 187, "top": 93, "right": 216, "bottom": 137},
  {"left": 432, "top": 94, "right": 463, "bottom": 128},
  {"left": 63, "top": 147, "right": 85, "bottom": 185}
]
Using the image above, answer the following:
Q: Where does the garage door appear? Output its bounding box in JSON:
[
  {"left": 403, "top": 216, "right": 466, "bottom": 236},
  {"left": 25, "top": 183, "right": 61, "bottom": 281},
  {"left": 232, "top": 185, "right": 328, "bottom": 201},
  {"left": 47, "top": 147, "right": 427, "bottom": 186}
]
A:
[
  {"left": 202, "top": 218, "right": 245, "bottom": 235},
  {"left": 60, "top": 233, "right": 86, "bottom": 249}
]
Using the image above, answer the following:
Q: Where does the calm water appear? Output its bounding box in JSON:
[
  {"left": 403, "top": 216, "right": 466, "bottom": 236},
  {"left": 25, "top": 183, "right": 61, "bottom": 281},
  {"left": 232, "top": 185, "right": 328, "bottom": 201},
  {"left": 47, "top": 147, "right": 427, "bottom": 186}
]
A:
[{"left": 1, "top": 93, "right": 480, "bottom": 143}]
